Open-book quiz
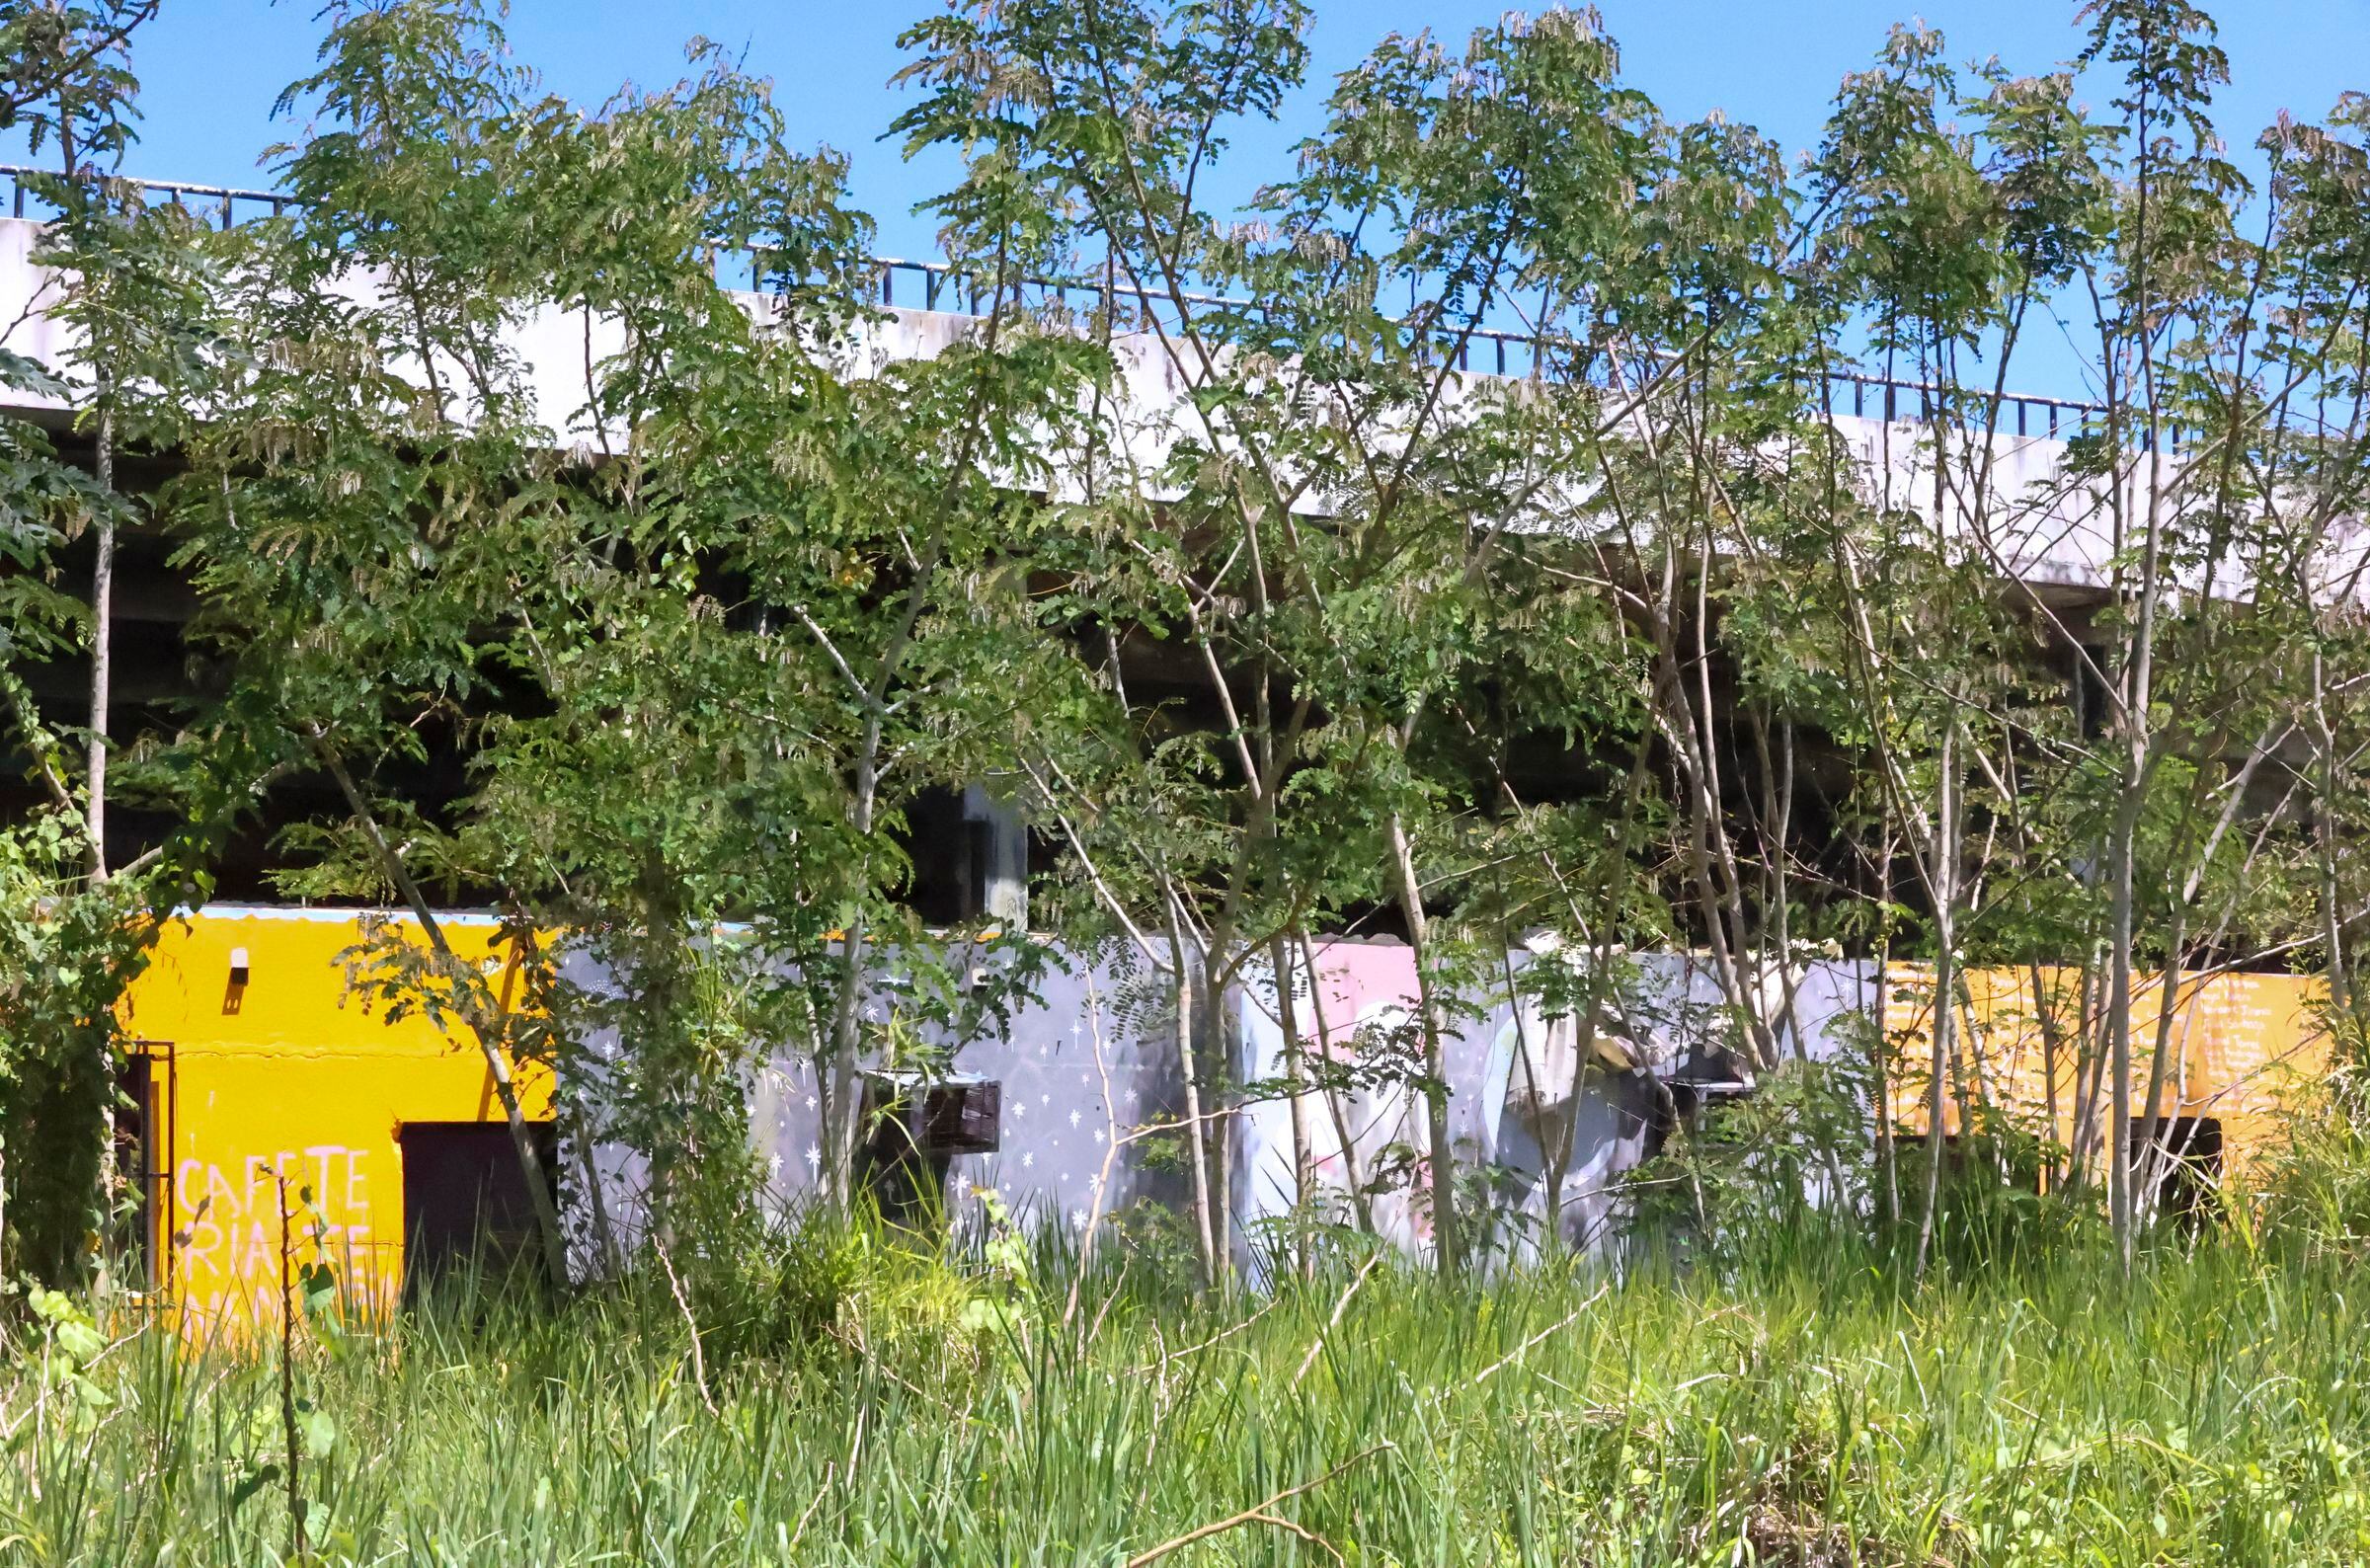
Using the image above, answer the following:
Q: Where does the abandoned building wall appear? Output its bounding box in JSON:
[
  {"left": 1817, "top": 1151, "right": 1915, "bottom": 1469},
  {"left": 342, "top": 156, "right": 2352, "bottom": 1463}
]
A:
[
  {"left": 118, "top": 906, "right": 554, "bottom": 1335},
  {"left": 1882, "top": 964, "right": 2333, "bottom": 1186},
  {"left": 561, "top": 941, "right": 1194, "bottom": 1274},
  {"left": 563, "top": 939, "right": 1885, "bottom": 1279},
  {"left": 1232, "top": 946, "right": 1881, "bottom": 1270},
  {"left": 133, "top": 903, "right": 2330, "bottom": 1308}
]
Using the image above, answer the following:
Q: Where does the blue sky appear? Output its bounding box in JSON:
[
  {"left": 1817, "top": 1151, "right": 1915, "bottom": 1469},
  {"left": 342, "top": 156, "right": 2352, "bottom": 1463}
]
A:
[
  {"left": 72, "top": 1, "right": 2370, "bottom": 253},
  {"left": 13, "top": 0, "right": 2368, "bottom": 398}
]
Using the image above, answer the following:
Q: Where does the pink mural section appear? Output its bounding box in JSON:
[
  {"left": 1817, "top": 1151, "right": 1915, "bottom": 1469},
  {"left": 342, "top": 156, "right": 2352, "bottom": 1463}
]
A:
[
  {"left": 1236, "top": 940, "right": 1436, "bottom": 1257},
  {"left": 1233, "top": 942, "right": 1879, "bottom": 1268}
]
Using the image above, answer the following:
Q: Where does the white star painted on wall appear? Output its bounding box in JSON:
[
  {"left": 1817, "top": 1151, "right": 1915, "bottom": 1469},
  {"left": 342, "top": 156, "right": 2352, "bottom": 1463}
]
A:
[
  {"left": 803, "top": 1144, "right": 821, "bottom": 1171},
  {"left": 1068, "top": 1109, "right": 1083, "bottom": 1129},
  {"left": 1022, "top": 1151, "right": 1034, "bottom": 1169}
]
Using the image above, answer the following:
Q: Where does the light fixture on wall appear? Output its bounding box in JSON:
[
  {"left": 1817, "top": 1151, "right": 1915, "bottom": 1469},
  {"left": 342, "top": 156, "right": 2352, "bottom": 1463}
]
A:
[{"left": 228, "top": 947, "right": 251, "bottom": 986}]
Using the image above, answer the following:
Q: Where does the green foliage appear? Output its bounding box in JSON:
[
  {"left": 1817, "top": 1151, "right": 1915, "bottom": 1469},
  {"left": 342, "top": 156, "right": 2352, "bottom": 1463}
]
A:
[
  {"left": 0, "top": 1, "right": 148, "bottom": 172},
  {"left": 5, "top": 0, "right": 2370, "bottom": 1310},
  {"left": 18, "top": 1285, "right": 111, "bottom": 1424},
  {"left": 0, "top": 812, "right": 172, "bottom": 1285},
  {"left": 638, "top": 1198, "right": 1026, "bottom": 1379},
  {"left": 0, "top": 0, "right": 218, "bottom": 1288},
  {"left": 11, "top": 1230, "right": 2370, "bottom": 1562}
]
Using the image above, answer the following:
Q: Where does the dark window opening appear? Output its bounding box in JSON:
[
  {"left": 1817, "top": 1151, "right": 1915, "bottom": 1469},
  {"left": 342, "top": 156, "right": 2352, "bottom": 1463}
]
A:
[
  {"left": 2071, "top": 647, "right": 2112, "bottom": 742},
  {"left": 397, "top": 1121, "right": 558, "bottom": 1295},
  {"left": 901, "top": 786, "right": 974, "bottom": 925},
  {"left": 857, "top": 1073, "right": 1000, "bottom": 1229},
  {"left": 903, "top": 785, "right": 1037, "bottom": 927}
]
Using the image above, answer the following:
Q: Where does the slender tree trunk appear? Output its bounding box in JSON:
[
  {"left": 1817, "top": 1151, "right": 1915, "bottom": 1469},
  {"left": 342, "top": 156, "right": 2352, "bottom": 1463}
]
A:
[
  {"left": 1500, "top": 940, "right": 1562, "bottom": 1257},
  {"left": 1199, "top": 957, "right": 1232, "bottom": 1286},
  {"left": 822, "top": 718, "right": 888, "bottom": 1209},
  {"left": 2121, "top": 71, "right": 2171, "bottom": 1262},
  {"left": 1269, "top": 933, "right": 1314, "bottom": 1281},
  {"left": 2063, "top": 957, "right": 2110, "bottom": 1200},
  {"left": 308, "top": 732, "right": 569, "bottom": 1287},
  {"left": 1916, "top": 717, "right": 1959, "bottom": 1282},
  {"left": 2132, "top": 965, "right": 2191, "bottom": 1231},
  {"left": 89, "top": 392, "right": 119, "bottom": 1262},
  {"left": 2030, "top": 965, "right": 2065, "bottom": 1196},
  {"left": 1167, "top": 901, "right": 1219, "bottom": 1286},
  {"left": 822, "top": 908, "right": 871, "bottom": 1209},
  {"left": 1872, "top": 824, "right": 1901, "bottom": 1230},
  {"left": 1296, "top": 928, "right": 1377, "bottom": 1236},
  {"left": 574, "top": 1128, "right": 619, "bottom": 1278},
  {"left": 1386, "top": 812, "right": 1461, "bottom": 1277},
  {"left": 2134, "top": 869, "right": 2211, "bottom": 1231},
  {"left": 2105, "top": 772, "right": 2144, "bottom": 1269},
  {"left": 87, "top": 399, "right": 114, "bottom": 880},
  {"left": 2103, "top": 175, "right": 2169, "bottom": 1267},
  {"left": 275, "top": 1175, "right": 308, "bottom": 1561},
  {"left": 2312, "top": 641, "right": 2357, "bottom": 1040}
]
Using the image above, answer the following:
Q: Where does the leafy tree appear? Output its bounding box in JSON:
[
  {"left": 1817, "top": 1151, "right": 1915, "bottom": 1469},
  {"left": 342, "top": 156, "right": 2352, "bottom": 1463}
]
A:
[
  {"left": 179, "top": 0, "right": 1098, "bottom": 1282},
  {"left": 0, "top": 0, "right": 211, "bottom": 1285},
  {"left": 177, "top": 0, "right": 599, "bottom": 1283},
  {"left": 10, "top": 0, "right": 2370, "bottom": 1294}
]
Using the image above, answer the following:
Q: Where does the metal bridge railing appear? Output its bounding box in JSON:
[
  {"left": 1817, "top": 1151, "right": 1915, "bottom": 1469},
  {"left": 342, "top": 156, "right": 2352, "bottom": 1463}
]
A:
[
  {"left": 867, "top": 252, "right": 2110, "bottom": 435},
  {"left": 2, "top": 163, "right": 291, "bottom": 227},
  {"left": 4, "top": 163, "right": 2110, "bottom": 431},
  {"left": 1825, "top": 370, "right": 2109, "bottom": 441}
]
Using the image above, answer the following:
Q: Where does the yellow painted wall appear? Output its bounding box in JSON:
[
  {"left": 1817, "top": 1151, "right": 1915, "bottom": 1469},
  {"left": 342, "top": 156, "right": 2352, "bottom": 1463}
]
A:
[
  {"left": 118, "top": 906, "right": 550, "bottom": 1333},
  {"left": 1883, "top": 963, "right": 2331, "bottom": 1179}
]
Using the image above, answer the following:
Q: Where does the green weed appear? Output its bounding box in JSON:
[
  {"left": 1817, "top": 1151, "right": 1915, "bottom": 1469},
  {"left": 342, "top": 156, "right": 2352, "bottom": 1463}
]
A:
[{"left": 6, "top": 1226, "right": 2368, "bottom": 1565}]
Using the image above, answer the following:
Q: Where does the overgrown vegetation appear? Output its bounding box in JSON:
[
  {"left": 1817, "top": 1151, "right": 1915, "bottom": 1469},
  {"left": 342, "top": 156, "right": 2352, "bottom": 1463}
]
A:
[
  {"left": 10, "top": 1217, "right": 2370, "bottom": 1565},
  {"left": 3, "top": 0, "right": 2370, "bottom": 1555},
  {"left": 0, "top": 0, "right": 2360, "bottom": 1274}
]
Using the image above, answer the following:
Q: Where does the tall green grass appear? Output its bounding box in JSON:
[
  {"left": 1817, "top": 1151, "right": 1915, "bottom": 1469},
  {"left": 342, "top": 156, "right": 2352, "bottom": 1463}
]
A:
[{"left": 7, "top": 1221, "right": 2370, "bottom": 1565}]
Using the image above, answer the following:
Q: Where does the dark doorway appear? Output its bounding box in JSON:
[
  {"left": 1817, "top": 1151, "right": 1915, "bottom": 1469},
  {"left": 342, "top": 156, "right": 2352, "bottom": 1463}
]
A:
[
  {"left": 112, "top": 1051, "right": 162, "bottom": 1290},
  {"left": 397, "top": 1122, "right": 558, "bottom": 1294},
  {"left": 2131, "top": 1116, "right": 2224, "bottom": 1226}
]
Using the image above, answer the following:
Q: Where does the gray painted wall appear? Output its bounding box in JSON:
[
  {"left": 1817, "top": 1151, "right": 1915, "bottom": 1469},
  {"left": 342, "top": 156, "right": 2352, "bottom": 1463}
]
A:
[{"left": 559, "top": 938, "right": 1879, "bottom": 1279}]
